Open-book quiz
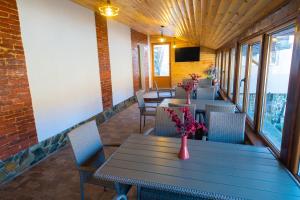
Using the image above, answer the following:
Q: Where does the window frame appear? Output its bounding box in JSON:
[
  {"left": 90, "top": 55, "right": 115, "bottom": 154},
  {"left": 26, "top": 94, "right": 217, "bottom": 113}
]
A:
[
  {"left": 236, "top": 43, "right": 249, "bottom": 112},
  {"left": 258, "top": 23, "right": 297, "bottom": 156},
  {"left": 221, "top": 50, "right": 230, "bottom": 92},
  {"left": 216, "top": 16, "right": 300, "bottom": 182},
  {"left": 245, "top": 37, "right": 263, "bottom": 128}
]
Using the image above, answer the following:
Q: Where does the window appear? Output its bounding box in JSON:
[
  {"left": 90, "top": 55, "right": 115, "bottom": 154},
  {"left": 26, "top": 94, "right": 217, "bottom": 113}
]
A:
[
  {"left": 261, "top": 26, "right": 295, "bottom": 150},
  {"left": 229, "top": 48, "right": 236, "bottom": 98},
  {"left": 153, "top": 44, "right": 170, "bottom": 76},
  {"left": 238, "top": 44, "right": 248, "bottom": 109},
  {"left": 246, "top": 42, "right": 261, "bottom": 121}
]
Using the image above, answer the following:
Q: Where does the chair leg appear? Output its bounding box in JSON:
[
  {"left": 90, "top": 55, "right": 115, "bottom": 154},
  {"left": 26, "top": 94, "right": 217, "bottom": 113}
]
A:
[
  {"left": 80, "top": 178, "right": 85, "bottom": 200},
  {"left": 143, "top": 115, "right": 146, "bottom": 127},
  {"left": 137, "top": 186, "right": 141, "bottom": 200},
  {"left": 139, "top": 114, "right": 142, "bottom": 133}
]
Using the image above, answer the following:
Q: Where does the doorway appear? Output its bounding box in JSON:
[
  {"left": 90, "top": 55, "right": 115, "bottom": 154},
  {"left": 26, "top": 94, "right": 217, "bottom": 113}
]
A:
[{"left": 152, "top": 43, "right": 171, "bottom": 88}]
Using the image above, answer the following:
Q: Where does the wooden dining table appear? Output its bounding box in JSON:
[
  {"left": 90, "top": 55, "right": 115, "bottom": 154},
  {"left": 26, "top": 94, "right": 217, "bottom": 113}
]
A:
[
  {"left": 159, "top": 98, "right": 235, "bottom": 112},
  {"left": 94, "top": 134, "right": 300, "bottom": 200}
]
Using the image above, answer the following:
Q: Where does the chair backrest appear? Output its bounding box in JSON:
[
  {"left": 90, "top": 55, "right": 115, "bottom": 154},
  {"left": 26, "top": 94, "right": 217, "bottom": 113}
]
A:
[
  {"left": 205, "top": 104, "right": 236, "bottom": 125},
  {"left": 196, "top": 87, "right": 215, "bottom": 100},
  {"left": 154, "top": 80, "right": 158, "bottom": 90},
  {"left": 155, "top": 107, "right": 184, "bottom": 137},
  {"left": 198, "top": 78, "right": 212, "bottom": 88},
  {"left": 136, "top": 90, "right": 145, "bottom": 108},
  {"left": 168, "top": 103, "right": 196, "bottom": 118},
  {"left": 174, "top": 87, "right": 186, "bottom": 99},
  {"left": 68, "top": 120, "right": 103, "bottom": 166},
  {"left": 208, "top": 112, "right": 246, "bottom": 144}
]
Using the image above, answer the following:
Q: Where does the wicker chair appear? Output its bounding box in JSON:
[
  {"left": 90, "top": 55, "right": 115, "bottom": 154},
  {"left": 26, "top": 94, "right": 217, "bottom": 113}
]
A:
[
  {"left": 197, "top": 78, "right": 212, "bottom": 88},
  {"left": 68, "top": 120, "right": 130, "bottom": 200},
  {"left": 136, "top": 90, "right": 157, "bottom": 133},
  {"left": 168, "top": 103, "right": 199, "bottom": 122},
  {"left": 207, "top": 112, "right": 246, "bottom": 144},
  {"left": 196, "top": 87, "right": 215, "bottom": 100},
  {"left": 175, "top": 87, "right": 190, "bottom": 99},
  {"left": 204, "top": 104, "right": 236, "bottom": 125},
  {"left": 144, "top": 104, "right": 196, "bottom": 137}
]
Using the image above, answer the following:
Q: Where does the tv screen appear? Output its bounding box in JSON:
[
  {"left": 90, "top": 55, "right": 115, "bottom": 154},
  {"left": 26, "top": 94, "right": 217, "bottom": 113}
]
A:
[{"left": 175, "top": 47, "right": 200, "bottom": 62}]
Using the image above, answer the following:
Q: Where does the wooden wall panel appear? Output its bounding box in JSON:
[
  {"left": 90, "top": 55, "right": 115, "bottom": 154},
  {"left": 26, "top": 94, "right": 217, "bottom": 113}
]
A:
[{"left": 150, "top": 36, "right": 215, "bottom": 86}]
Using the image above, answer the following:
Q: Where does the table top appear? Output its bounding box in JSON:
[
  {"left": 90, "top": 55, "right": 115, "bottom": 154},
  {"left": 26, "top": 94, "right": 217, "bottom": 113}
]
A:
[
  {"left": 159, "top": 98, "right": 234, "bottom": 111},
  {"left": 94, "top": 134, "right": 300, "bottom": 200}
]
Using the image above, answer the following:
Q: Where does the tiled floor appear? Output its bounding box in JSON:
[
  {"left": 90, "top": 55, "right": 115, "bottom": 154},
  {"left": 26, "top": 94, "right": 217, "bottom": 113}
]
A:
[{"left": 0, "top": 103, "right": 155, "bottom": 200}]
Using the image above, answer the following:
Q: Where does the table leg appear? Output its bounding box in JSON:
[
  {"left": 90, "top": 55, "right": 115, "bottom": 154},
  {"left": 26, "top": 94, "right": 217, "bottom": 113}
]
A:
[{"left": 113, "top": 182, "right": 131, "bottom": 200}]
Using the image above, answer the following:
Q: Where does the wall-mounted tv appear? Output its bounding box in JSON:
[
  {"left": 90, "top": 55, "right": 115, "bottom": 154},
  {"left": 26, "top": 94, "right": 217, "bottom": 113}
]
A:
[{"left": 175, "top": 47, "right": 200, "bottom": 62}]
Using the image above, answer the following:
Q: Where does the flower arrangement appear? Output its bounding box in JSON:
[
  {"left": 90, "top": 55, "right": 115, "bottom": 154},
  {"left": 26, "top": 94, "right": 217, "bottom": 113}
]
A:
[
  {"left": 177, "top": 81, "right": 193, "bottom": 92},
  {"left": 189, "top": 73, "right": 200, "bottom": 81},
  {"left": 177, "top": 81, "right": 194, "bottom": 104},
  {"left": 164, "top": 107, "right": 207, "bottom": 159},
  {"left": 189, "top": 73, "right": 201, "bottom": 90},
  {"left": 207, "top": 65, "right": 217, "bottom": 80},
  {"left": 164, "top": 107, "right": 207, "bottom": 137}
]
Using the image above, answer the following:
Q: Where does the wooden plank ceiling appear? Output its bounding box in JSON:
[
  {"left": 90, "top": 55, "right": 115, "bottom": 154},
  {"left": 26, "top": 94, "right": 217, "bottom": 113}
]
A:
[{"left": 72, "top": 0, "right": 288, "bottom": 49}]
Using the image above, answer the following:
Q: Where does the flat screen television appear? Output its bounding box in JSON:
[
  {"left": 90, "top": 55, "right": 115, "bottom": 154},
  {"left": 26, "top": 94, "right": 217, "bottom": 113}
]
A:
[{"left": 175, "top": 47, "right": 200, "bottom": 62}]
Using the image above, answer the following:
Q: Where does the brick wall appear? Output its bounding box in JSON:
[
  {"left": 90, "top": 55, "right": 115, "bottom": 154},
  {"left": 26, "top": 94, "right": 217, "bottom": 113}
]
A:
[
  {"left": 0, "top": 0, "right": 37, "bottom": 160},
  {"left": 131, "top": 29, "right": 149, "bottom": 92},
  {"left": 95, "top": 13, "right": 113, "bottom": 109}
]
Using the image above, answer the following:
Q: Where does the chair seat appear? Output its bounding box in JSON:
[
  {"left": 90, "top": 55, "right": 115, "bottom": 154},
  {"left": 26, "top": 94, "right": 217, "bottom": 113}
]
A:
[
  {"left": 80, "top": 148, "right": 106, "bottom": 172},
  {"left": 145, "top": 102, "right": 158, "bottom": 108},
  {"left": 158, "top": 92, "right": 173, "bottom": 98},
  {"left": 142, "top": 109, "right": 156, "bottom": 116}
]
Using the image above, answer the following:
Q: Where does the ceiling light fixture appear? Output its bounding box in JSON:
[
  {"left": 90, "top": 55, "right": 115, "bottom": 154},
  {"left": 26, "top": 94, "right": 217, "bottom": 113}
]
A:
[
  {"left": 99, "top": 0, "right": 119, "bottom": 17},
  {"left": 173, "top": 37, "right": 176, "bottom": 48},
  {"left": 159, "top": 26, "right": 166, "bottom": 43}
]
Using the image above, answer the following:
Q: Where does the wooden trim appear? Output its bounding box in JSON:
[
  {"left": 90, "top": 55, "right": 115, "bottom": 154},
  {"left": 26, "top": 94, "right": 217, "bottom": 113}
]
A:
[
  {"left": 237, "top": 15, "right": 297, "bottom": 47},
  {"left": 245, "top": 124, "right": 266, "bottom": 147},
  {"left": 255, "top": 34, "right": 270, "bottom": 133},
  {"left": 227, "top": 48, "right": 232, "bottom": 99},
  {"left": 233, "top": 42, "right": 240, "bottom": 104},
  {"left": 280, "top": 14, "right": 300, "bottom": 174},
  {"left": 226, "top": 50, "right": 231, "bottom": 96},
  {"left": 220, "top": 51, "right": 224, "bottom": 89},
  {"left": 241, "top": 45, "right": 251, "bottom": 112}
]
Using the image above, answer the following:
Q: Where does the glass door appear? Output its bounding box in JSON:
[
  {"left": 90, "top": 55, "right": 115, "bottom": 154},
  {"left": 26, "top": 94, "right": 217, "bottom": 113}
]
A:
[{"left": 152, "top": 43, "right": 171, "bottom": 88}]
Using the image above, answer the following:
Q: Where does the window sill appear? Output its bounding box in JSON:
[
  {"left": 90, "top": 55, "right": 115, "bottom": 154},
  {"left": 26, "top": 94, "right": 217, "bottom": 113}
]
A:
[{"left": 245, "top": 124, "right": 266, "bottom": 147}]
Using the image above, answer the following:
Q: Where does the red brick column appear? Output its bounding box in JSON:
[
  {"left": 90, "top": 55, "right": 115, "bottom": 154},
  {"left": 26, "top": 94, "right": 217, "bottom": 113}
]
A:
[
  {"left": 131, "top": 29, "right": 149, "bottom": 93},
  {"left": 95, "top": 13, "right": 113, "bottom": 109},
  {"left": 0, "top": 0, "right": 37, "bottom": 160}
]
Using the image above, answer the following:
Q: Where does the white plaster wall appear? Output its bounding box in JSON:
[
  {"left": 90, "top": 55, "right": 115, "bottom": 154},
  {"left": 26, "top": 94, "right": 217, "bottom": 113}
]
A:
[
  {"left": 107, "top": 19, "right": 134, "bottom": 105},
  {"left": 17, "top": 0, "right": 102, "bottom": 142}
]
